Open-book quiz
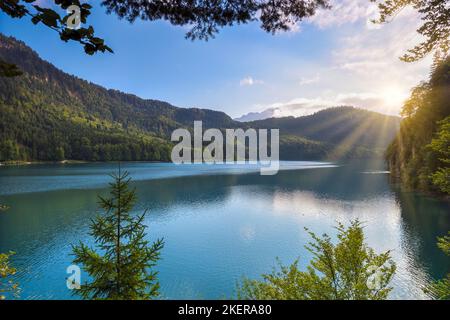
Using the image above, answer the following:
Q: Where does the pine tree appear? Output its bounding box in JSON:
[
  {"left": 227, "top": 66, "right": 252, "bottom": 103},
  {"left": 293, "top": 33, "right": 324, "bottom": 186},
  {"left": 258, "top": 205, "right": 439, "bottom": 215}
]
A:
[{"left": 72, "top": 169, "right": 164, "bottom": 300}]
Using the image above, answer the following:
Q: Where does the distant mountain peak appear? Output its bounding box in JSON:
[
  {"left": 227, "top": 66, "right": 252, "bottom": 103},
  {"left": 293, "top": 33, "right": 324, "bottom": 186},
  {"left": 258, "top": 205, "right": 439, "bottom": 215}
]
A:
[
  {"left": 235, "top": 104, "right": 348, "bottom": 122},
  {"left": 234, "top": 108, "right": 279, "bottom": 122}
]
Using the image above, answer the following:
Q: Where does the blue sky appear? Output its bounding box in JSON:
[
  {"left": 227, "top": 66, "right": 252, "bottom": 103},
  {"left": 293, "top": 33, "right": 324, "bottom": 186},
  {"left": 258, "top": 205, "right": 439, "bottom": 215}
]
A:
[{"left": 0, "top": 1, "right": 432, "bottom": 118}]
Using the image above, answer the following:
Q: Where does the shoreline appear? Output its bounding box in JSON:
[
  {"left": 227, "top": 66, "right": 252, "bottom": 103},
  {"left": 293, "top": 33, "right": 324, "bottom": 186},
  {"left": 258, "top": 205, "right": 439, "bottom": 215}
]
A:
[
  {"left": 0, "top": 159, "right": 169, "bottom": 167},
  {"left": 0, "top": 157, "right": 384, "bottom": 167},
  {"left": 0, "top": 160, "right": 88, "bottom": 166}
]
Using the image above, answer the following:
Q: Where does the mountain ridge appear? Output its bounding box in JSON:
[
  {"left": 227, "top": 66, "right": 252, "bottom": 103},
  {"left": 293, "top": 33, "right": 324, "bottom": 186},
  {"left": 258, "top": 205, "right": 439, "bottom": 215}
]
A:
[{"left": 0, "top": 34, "right": 400, "bottom": 162}]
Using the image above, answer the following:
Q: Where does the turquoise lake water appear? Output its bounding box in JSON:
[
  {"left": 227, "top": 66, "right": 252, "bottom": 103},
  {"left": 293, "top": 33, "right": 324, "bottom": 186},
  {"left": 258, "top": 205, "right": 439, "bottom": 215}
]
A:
[{"left": 0, "top": 161, "right": 448, "bottom": 299}]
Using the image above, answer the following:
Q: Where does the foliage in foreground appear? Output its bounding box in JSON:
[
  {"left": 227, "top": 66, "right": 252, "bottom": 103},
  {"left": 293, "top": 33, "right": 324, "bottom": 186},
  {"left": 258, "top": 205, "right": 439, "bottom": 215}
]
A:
[
  {"left": 372, "top": 0, "right": 449, "bottom": 62},
  {"left": 426, "top": 232, "right": 450, "bottom": 300},
  {"left": 1, "top": 0, "right": 111, "bottom": 58},
  {"left": 3, "top": 1, "right": 447, "bottom": 64},
  {"left": 72, "top": 170, "right": 164, "bottom": 300},
  {"left": 0, "top": 251, "right": 19, "bottom": 300},
  {"left": 238, "top": 220, "right": 396, "bottom": 300},
  {"left": 1, "top": 0, "right": 330, "bottom": 59}
]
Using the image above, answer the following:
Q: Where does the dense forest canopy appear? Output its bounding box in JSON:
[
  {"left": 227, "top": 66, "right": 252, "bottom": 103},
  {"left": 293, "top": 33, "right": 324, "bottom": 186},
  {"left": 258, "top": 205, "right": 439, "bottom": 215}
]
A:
[{"left": 386, "top": 56, "right": 450, "bottom": 195}]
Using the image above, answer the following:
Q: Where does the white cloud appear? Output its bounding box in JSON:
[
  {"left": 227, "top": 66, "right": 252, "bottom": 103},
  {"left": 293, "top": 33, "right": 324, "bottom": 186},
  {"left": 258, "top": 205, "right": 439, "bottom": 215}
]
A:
[
  {"left": 330, "top": 6, "right": 431, "bottom": 103},
  {"left": 239, "top": 76, "right": 264, "bottom": 87},
  {"left": 299, "top": 74, "right": 320, "bottom": 86},
  {"left": 335, "top": 92, "right": 387, "bottom": 112},
  {"left": 234, "top": 1, "right": 432, "bottom": 119},
  {"left": 275, "top": 0, "right": 374, "bottom": 36},
  {"left": 242, "top": 96, "right": 343, "bottom": 120},
  {"left": 270, "top": 100, "right": 334, "bottom": 117},
  {"left": 237, "top": 97, "right": 337, "bottom": 121},
  {"left": 33, "top": 0, "right": 54, "bottom": 8},
  {"left": 237, "top": 90, "right": 407, "bottom": 121},
  {"left": 308, "top": 0, "right": 377, "bottom": 29}
]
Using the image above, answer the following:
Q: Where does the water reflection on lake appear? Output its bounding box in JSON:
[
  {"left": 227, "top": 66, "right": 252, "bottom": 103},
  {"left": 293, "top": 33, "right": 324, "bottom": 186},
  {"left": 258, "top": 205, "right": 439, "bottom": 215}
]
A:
[{"left": 0, "top": 161, "right": 448, "bottom": 299}]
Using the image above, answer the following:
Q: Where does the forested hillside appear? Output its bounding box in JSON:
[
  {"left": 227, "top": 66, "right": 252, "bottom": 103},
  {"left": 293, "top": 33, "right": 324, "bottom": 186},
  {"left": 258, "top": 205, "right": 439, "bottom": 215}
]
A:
[
  {"left": 386, "top": 57, "right": 450, "bottom": 195},
  {"left": 250, "top": 107, "right": 400, "bottom": 150},
  {"left": 0, "top": 34, "right": 400, "bottom": 162},
  {"left": 0, "top": 34, "right": 234, "bottom": 162}
]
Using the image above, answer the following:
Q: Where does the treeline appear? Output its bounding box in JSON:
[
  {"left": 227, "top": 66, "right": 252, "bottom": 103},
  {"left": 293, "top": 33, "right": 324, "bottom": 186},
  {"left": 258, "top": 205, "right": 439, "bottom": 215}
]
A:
[
  {"left": 0, "top": 102, "right": 172, "bottom": 162},
  {"left": 386, "top": 56, "right": 450, "bottom": 195},
  {"left": 0, "top": 113, "right": 172, "bottom": 162},
  {"left": 279, "top": 134, "right": 380, "bottom": 161}
]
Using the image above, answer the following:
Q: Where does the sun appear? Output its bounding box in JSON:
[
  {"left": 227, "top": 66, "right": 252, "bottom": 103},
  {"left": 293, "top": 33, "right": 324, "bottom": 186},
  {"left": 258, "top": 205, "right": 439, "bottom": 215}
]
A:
[{"left": 380, "top": 85, "right": 409, "bottom": 114}]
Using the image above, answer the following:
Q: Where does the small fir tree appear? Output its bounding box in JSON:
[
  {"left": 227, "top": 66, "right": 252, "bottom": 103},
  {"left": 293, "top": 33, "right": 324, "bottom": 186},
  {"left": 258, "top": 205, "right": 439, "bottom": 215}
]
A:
[{"left": 72, "top": 169, "right": 164, "bottom": 300}]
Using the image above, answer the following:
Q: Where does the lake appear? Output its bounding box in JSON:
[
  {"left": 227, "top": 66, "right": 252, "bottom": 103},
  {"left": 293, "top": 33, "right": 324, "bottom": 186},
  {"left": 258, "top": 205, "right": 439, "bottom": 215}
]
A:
[{"left": 0, "top": 161, "right": 449, "bottom": 299}]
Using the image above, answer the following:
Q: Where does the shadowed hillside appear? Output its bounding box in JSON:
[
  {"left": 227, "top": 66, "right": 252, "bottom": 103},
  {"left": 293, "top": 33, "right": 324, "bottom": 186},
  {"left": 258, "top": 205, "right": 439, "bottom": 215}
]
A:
[{"left": 250, "top": 107, "right": 400, "bottom": 150}]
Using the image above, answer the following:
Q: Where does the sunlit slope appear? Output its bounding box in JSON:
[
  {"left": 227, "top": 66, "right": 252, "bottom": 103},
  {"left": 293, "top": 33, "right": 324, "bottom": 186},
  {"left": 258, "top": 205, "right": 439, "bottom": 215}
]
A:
[{"left": 250, "top": 107, "right": 401, "bottom": 159}]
